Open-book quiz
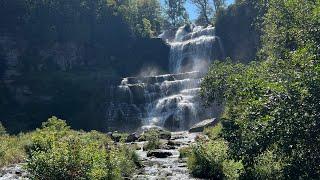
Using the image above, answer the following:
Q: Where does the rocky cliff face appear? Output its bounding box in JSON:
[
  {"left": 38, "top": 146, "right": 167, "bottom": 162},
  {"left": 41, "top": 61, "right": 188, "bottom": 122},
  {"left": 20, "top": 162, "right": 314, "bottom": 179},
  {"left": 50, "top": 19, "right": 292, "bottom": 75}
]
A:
[{"left": 0, "top": 32, "right": 170, "bottom": 133}]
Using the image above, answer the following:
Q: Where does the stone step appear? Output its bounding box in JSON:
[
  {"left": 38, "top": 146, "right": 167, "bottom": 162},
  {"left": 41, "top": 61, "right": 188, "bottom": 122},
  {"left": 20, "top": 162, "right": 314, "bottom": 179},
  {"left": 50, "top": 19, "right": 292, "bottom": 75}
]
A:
[{"left": 123, "top": 71, "right": 204, "bottom": 85}]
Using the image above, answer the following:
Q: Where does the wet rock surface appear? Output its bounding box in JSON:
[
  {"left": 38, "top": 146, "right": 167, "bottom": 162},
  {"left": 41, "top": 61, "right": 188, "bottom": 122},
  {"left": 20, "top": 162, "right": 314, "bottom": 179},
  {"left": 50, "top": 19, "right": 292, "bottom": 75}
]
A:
[
  {"left": 0, "top": 164, "right": 29, "bottom": 180},
  {"left": 126, "top": 133, "right": 139, "bottom": 143},
  {"left": 134, "top": 131, "right": 200, "bottom": 180}
]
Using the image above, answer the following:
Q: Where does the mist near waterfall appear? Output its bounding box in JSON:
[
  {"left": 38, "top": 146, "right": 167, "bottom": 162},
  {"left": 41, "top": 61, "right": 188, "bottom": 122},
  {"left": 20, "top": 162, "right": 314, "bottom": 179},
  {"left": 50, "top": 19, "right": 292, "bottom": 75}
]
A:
[
  {"left": 137, "top": 65, "right": 162, "bottom": 77},
  {"left": 179, "top": 58, "right": 210, "bottom": 73}
]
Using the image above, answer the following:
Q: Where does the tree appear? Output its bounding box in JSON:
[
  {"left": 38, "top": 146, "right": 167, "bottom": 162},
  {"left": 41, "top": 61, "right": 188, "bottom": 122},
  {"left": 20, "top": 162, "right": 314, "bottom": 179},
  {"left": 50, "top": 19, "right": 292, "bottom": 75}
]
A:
[
  {"left": 163, "top": 0, "right": 189, "bottom": 29},
  {"left": 191, "top": 0, "right": 213, "bottom": 25},
  {"left": 212, "top": 0, "right": 226, "bottom": 12},
  {"left": 118, "top": 0, "right": 162, "bottom": 37},
  {"left": 191, "top": 0, "right": 226, "bottom": 25}
]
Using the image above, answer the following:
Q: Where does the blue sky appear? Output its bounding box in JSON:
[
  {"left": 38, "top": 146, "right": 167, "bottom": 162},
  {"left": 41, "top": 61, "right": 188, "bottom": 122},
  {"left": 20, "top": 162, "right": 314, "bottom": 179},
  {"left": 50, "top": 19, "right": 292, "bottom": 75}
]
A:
[{"left": 160, "top": 0, "right": 234, "bottom": 20}]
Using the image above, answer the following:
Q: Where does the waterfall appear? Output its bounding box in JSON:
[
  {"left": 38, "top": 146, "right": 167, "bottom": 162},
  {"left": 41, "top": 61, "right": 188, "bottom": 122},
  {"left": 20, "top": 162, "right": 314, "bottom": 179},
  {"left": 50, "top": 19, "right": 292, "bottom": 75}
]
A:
[
  {"left": 168, "top": 25, "right": 219, "bottom": 73},
  {"left": 106, "top": 25, "right": 223, "bottom": 132}
]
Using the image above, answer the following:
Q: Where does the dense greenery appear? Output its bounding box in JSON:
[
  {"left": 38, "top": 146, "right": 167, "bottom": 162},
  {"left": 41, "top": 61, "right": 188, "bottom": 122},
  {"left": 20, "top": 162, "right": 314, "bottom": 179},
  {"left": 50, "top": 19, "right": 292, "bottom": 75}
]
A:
[
  {"left": 186, "top": 0, "right": 320, "bottom": 179},
  {"left": 0, "top": 117, "right": 139, "bottom": 179},
  {"left": 117, "top": 0, "right": 163, "bottom": 37}
]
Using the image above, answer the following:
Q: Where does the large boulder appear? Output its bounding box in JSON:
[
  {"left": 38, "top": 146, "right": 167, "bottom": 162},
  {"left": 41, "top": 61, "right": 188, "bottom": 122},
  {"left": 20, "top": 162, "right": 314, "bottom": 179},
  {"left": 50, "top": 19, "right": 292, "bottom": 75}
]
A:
[
  {"left": 189, "top": 119, "right": 218, "bottom": 133},
  {"left": 125, "top": 133, "right": 139, "bottom": 143}
]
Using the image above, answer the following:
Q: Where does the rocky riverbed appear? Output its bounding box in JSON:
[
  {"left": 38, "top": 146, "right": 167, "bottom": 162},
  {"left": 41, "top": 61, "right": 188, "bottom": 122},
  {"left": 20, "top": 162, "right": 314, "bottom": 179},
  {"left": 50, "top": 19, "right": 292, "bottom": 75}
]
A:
[
  {"left": 133, "top": 131, "right": 200, "bottom": 180},
  {"left": 0, "top": 164, "right": 29, "bottom": 180}
]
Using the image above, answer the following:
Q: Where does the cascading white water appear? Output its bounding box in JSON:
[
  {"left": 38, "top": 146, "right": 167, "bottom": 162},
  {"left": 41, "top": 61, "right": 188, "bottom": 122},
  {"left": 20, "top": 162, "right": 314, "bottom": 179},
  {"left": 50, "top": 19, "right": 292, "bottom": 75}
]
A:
[
  {"left": 168, "top": 25, "right": 218, "bottom": 73},
  {"left": 107, "top": 25, "right": 223, "bottom": 131},
  {"left": 141, "top": 25, "right": 221, "bottom": 129}
]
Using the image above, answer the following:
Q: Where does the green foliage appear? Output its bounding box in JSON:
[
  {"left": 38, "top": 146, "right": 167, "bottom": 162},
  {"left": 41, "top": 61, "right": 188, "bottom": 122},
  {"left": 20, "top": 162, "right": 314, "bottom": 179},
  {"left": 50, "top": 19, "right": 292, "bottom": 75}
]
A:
[
  {"left": 143, "top": 129, "right": 161, "bottom": 151},
  {"left": 179, "top": 146, "right": 191, "bottom": 159},
  {"left": 0, "top": 132, "right": 32, "bottom": 167},
  {"left": 203, "top": 123, "right": 223, "bottom": 140},
  {"left": 253, "top": 148, "right": 287, "bottom": 179},
  {"left": 187, "top": 139, "right": 243, "bottom": 179},
  {"left": 201, "top": 60, "right": 247, "bottom": 105},
  {"left": 191, "top": 0, "right": 214, "bottom": 26},
  {"left": 117, "top": 0, "right": 162, "bottom": 37},
  {"left": 26, "top": 116, "right": 138, "bottom": 179},
  {"left": 139, "top": 18, "right": 154, "bottom": 38},
  {"left": 260, "top": 0, "right": 320, "bottom": 59},
  {"left": 200, "top": 0, "right": 320, "bottom": 178},
  {"left": 163, "top": 0, "right": 189, "bottom": 29},
  {"left": 191, "top": 0, "right": 226, "bottom": 26},
  {"left": 222, "top": 160, "right": 244, "bottom": 180}
]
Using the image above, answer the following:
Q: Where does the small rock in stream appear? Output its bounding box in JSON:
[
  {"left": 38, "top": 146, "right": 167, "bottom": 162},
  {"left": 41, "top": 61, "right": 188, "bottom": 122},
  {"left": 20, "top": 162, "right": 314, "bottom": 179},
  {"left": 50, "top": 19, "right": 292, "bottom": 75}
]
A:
[{"left": 147, "top": 150, "right": 173, "bottom": 158}]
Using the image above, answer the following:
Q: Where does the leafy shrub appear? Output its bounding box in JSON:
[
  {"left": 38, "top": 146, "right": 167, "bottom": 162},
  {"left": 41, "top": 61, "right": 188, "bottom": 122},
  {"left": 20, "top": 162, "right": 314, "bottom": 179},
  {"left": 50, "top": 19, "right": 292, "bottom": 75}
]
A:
[
  {"left": 179, "top": 146, "right": 191, "bottom": 159},
  {"left": 26, "top": 116, "right": 138, "bottom": 179},
  {"left": 143, "top": 129, "right": 161, "bottom": 151},
  {"left": 222, "top": 159, "right": 244, "bottom": 180},
  {"left": 204, "top": 123, "right": 223, "bottom": 140},
  {"left": 0, "top": 133, "right": 32, "bottom": 167},
  {"left": 139, "top": 128, "right": 171, "bottom": 141},
  {"left": 187, "top": 139, "right": 243, "bottom": 179},
  {"left": 253, "top": 148, "right": 287, "bottom": 179}
]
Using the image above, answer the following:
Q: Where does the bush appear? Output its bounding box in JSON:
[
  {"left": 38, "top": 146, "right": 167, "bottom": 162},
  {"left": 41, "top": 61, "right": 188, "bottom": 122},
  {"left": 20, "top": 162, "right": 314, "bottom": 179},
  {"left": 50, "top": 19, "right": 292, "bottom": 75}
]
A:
[
  {"left": 26, "top": 116, "right": 138, "bottom": 179},
  {"left": 139, "top": 128, "right": 171, "bottom": 141},
  {"left": 179, "top": 146, "right": 192, "bottom": 159},
  {"left": 253, "top": 148, "right": 287, "bottom": 179},
  {"left": 143, "top": 129, "right": 161, "bottom": 151},
  {"left": 0, "top": 133, "right": 32, "bottom": 167},
  {"left": 204, "top": 123, "right": 223, "bottom": 140},
  {"left": 187, "top": 139, "right": 243, "bottom": 179}
]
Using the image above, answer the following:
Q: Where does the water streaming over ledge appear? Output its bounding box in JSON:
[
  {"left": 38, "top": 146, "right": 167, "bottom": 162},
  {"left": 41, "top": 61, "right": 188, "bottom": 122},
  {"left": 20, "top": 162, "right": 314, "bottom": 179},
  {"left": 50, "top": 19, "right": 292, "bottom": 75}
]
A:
[{"left": 106, "top": 25, "right": 224, "bottom": 131}]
